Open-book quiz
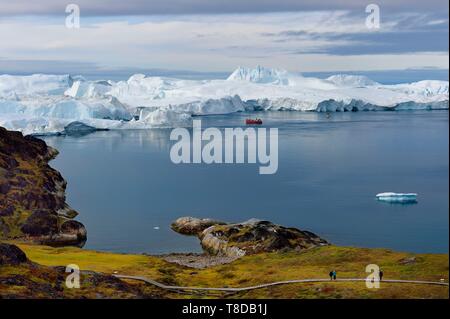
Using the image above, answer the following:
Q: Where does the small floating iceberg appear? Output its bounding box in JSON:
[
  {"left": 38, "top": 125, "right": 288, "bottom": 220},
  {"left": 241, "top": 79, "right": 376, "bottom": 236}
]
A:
[{"left": 376, "top": 192, "right": 418, "bottom": 203}]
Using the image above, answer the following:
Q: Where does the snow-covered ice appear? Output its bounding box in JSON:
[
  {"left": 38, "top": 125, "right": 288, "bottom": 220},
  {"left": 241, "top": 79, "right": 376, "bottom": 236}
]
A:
[
  {"left": 376, "top": 192, "right": 418, "bottom": 203},
  {"left": 0, "top": 66, "right": 448, "bottom": 134}
]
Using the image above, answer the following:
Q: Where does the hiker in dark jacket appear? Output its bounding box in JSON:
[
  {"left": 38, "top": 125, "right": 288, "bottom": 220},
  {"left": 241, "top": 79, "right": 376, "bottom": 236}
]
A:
[
  {"left": 379, "top": 269, "right": 383, "bottom": 281},
  {"left": 329, "top": 271, "right": 333, "bottom": 280}
]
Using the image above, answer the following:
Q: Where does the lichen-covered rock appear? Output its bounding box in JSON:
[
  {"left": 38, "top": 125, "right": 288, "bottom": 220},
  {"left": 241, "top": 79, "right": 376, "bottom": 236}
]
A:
[
  {"left": 20, "top": 210, "right": 59, "bottom": 236},
  {"left": 171, "top": 217, "right": 226, "bottom": 235},
  {"left": 52, "top": 220, "right": 87, "bottom": 247},
  {"left": 172, "top": 217, "right": 329, "bottom": 258},
  {"left": 0, "top": 206, "right": 14, "bottom": 217},
  {"left": 0, "top": 126, "right": 87, "bottom": 246},
  {"left": 0, "top": 243, "right": 28, "bottom": 265}
]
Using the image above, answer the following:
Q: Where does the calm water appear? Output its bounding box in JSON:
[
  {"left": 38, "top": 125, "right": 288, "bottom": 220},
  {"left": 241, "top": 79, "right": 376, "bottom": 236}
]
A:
[{"left": 42, "top": 111, "right": 449, "bottom": 254}]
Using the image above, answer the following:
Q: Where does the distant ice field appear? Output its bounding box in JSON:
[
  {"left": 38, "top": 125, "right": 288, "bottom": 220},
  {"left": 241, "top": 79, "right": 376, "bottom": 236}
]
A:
[{"left": 1, "top": 66, "right": 448, "bottom": 135}]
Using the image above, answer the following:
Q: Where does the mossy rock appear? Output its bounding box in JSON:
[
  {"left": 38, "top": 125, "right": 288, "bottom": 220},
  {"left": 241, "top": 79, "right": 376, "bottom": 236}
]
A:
[{"left": 0, "top": 126, "right": 87, "bottom": 247}]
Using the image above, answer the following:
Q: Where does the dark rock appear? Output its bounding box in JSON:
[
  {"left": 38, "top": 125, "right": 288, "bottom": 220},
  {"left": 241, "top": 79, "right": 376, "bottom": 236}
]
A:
[
  {"left": 0, "top": 205, "right": 14, "bottom": 217},
  {"left": 0, "top": 181, "right": 11, "bottom": 194},
  {"left": 0, "top": 220, "right": 10, "bottom": 235},
  {"left": 11, "top": 176, "right": 28, "bottom": 188},
  {"left": 20, "top": 210, "right": 58, "bottom": 236},
  {"left": 60, "top": 220, "right": 84, "bottom": 234},
  {"left": 0, "top": 127, "right": 48, "bottom": 161},
  {"left": 60, "top": 220, "right": 87, "bottom": 244},
  {"left": 2, "top": 157, "right": 19, "bottom": 170},
  {"left": 0, "top": 243, "right": 28, "bottom": 265}
]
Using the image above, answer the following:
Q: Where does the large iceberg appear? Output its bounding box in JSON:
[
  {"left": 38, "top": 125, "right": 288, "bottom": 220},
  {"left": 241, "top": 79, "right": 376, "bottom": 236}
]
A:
[
  {"left": 0, "top": 74, "right": 75, "bottom": 97},
  {"left": 0, "top": 66, "right": 448, "bottom": 134}
]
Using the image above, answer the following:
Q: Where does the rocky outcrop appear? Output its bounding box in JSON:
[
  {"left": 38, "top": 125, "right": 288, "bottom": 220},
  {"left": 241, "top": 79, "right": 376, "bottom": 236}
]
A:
[
  {"left": 171, "top": 217, "right": 226, "bottom": 235},
  {"left": 172, "top": 217, "right": 329, "bottom": 258},
  {"left": 0, "top": 244, "right": 160, "bottom": 298},
  {"left": 0, "top": 126, "right": 86, "bottom": 247}
]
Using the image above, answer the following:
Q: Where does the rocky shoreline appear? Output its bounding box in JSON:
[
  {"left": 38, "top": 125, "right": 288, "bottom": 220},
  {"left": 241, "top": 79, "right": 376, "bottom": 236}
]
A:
[
  {"left": 0, "top": 127, "right": 86, "bottom": 247},
  {"left": 158, "top": 253, "right": 239, "bottom": 269}
]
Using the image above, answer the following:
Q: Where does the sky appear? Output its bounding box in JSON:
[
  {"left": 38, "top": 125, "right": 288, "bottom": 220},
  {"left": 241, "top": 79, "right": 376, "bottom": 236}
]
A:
[{"left": 0, "top": 0, "right": 448, "bottom": 80}]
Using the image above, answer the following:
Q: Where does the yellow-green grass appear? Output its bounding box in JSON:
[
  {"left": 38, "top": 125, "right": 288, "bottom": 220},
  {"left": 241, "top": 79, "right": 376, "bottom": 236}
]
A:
[{"left": 10, "top": 241, "right": 450, "bottom": 299}]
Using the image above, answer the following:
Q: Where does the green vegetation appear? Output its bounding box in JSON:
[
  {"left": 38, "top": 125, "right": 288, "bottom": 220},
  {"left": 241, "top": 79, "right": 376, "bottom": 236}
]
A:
[{"left": 4, "top": 241, "right": 447, "bottom": 299}]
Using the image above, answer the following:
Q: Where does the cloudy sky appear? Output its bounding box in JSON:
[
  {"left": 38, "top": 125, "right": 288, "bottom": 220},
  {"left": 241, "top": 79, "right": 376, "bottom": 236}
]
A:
[{"left": 0, "top": 0, "right": 448, "bottom": 79}]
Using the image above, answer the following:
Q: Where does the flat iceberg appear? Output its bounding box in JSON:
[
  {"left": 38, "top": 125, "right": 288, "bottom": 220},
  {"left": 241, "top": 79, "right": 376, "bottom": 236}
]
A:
[
  {"left": 376, "top": 192, "right": 418, "bottom": 203},
  {"left": 0, "top": 66, "right": 448, "bottom": 134},
  {"left": 326, "top": 74, "right": 380, "bottom": 87}
]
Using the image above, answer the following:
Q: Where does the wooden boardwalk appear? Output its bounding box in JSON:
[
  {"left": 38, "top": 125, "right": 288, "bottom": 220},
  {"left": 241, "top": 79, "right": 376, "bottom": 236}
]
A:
[{"left": 114, "top": 274, "right": 449, "bottom": 293}]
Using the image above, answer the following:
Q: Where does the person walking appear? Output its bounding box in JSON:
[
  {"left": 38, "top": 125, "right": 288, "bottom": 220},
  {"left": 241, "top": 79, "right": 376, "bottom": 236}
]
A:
[
  {"left": 329, "top": 270, "right": 333, "bottom": 280},
  {"left": 332, "top": 270, "right": 337, "bottom": 280},
  {"left": 379, "top": 269, "right": 383, "bottom": 281}
]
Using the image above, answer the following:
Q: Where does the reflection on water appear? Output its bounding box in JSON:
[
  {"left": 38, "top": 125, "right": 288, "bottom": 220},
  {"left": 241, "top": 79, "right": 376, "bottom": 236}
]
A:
[
  {"left": 376, "top": 200, "right": 418, "bottom": 206},
  {"left": 43, "top": 111, "right": 449, "bottom": 254},
  {"left": 46, "top": 128, "right": 174, "bottom": 152}
]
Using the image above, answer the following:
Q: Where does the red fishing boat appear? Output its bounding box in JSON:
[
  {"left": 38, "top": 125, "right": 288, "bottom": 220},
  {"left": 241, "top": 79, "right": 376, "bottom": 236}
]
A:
[{"left": 246, "top": 118, "right": 263, "bottom": 125}]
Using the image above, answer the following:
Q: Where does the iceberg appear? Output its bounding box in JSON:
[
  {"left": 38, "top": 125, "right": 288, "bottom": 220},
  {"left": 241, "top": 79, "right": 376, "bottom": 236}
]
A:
[
  {"left": 128, "top": 108, "right": 192, "bottom": 128},
  {"left": 227, "top": 65, "right": 291, "bottom": 85},
  {"left": 63, "top": 121, "right": 108, "bottom": 136},
  {"left": 0, "top": 74, "right": 76, "bottom": 97},
  {"left": 376, "top": 192, "right": 418, "bottom": 203},
  {"left": 64, "top": 80, "right": 112, "bottom": 99},
  {"left": 0, "top": 66, "right": 448, "bottom": 134},
  {"left": 326, "top": 74, "right": 380, "bottom": 87}
]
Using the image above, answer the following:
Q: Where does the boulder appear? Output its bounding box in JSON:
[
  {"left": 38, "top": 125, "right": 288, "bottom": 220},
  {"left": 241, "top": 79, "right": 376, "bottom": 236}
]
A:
[
  {"left": 57, "top": 220, "right": 87, "bottom": 246},
  {"left": 171, "top": 217, "right": 226, "bottom": 235}
]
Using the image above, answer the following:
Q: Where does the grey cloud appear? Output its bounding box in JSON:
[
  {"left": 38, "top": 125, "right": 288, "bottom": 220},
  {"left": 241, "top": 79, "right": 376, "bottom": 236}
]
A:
[
  {"left": 0, "top": 59, "right": 99, "bottom": 75},
  {"left": 285, "top": 29, "right": 449, "bottom": 55},
  {"left": 260, "top": 11, "right": 449, "bottom": 55}
]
